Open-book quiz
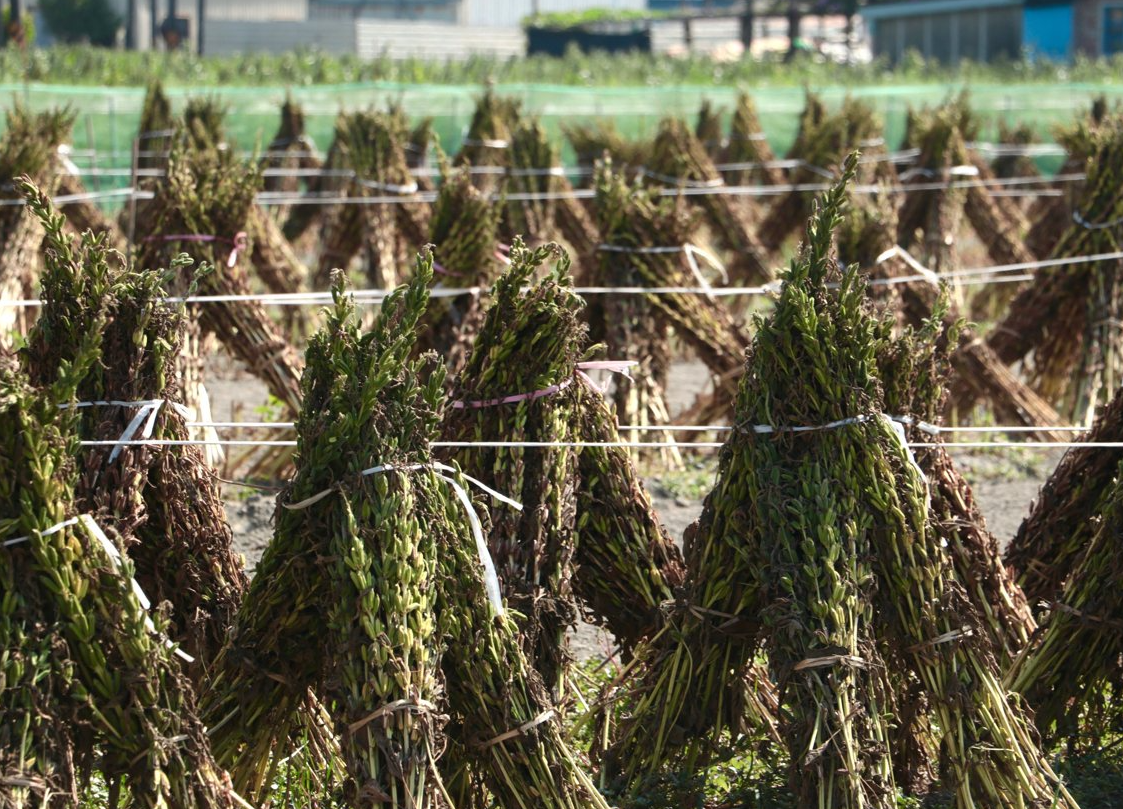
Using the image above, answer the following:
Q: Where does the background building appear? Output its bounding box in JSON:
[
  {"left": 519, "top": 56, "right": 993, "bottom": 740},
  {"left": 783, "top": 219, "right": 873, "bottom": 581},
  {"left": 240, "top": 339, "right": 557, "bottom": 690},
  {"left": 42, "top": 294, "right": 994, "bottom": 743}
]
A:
[{"left": 863, "top": 0, "right": 1123, "bottom": 63}]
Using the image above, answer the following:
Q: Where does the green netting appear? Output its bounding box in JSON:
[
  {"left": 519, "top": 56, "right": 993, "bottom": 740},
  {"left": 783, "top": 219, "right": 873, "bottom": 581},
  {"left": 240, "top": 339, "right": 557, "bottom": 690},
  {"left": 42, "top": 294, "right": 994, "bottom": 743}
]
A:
[{"left": 3, "top": 80, "right": 1117, "bottom": 191}]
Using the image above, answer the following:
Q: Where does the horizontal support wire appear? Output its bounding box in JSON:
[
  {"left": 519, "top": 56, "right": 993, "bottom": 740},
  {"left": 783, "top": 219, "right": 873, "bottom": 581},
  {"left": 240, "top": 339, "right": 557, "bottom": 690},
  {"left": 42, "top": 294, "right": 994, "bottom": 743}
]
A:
[{"left": 4, "top": 245, "right": 1118, "bottom": 309}]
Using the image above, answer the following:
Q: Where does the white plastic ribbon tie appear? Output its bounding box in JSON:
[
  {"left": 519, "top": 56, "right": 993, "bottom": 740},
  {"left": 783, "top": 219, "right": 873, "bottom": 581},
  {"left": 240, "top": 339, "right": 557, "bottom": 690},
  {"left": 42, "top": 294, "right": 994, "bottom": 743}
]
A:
[
  {"left": 358, "top": 178, "right": 420, "bottom": 195},
  {"left": 60, "top": 399, "right": 190, "bottom": 464},
  {"left": 3, "top": 514, "right": 193, "bottom": 662},
  {"left": 875, "top": 245, "right": 941, "bottom": 287},
  {"left": 282, "top": 462, "right": 521, "bottom": 615},
  {"left": 597, "top": 243, "right": 729, "bottom": 295}
]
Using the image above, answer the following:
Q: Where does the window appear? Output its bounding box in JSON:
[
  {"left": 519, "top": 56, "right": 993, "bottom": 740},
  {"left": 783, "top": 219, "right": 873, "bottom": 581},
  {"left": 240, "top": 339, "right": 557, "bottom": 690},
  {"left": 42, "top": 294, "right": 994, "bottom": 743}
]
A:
[{"left": 1105, "top": 6, "right": 1123, "bottom": 54}]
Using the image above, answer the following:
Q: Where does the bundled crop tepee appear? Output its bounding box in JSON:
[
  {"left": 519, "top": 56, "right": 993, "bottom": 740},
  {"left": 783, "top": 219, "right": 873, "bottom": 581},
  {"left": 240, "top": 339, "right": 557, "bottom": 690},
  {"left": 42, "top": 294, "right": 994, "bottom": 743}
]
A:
[
  {"left": 205, "top": 257, "right": 608, "bottom": 808},
  {"left": 415, "top": 164, "right": 503, "bottom": 367},
  {"left": 315, "top": 109, "right": 430, "bottom": 290},
  {"left": 136, "top": 137, "right": 305, "bottom": 416},
  {"left": 1008, "top": 457, "right": 1123, "bottom": 744},
  {"left": 503, "top": 118, "right": 561, "bottom": 244},
  {"left": 20, "top": 182, "right": 247, "bottom": 677},
  {"left": 261, "top": 95, "right": 323, "bottom": 225},
  {"left": 758, "top": 94, "right": 880, "bottom": 252},
  {"left": 0, "top": 105, "right": 73, "bottom": 341},
  {"left": 1005, "top": 385, "right": 1123, "bottom": 611},
  {"left": 0, "top": 299, "right": 241, "bottom": 808},
  {"left": 440, "top": 242, "right": 687, "bottom": 699},
  {"left": 594, "top": 162, "right": 750, "bottom": 431},
  {"left": 456, "top": 89, "right": 519, "bottom": 191},
  {"left": 964, "top": 114, "right": 1123, "bottom": 424},
  {"left": 645, "top": 116, "right": 772, "bottom": 284},
  {"left": 607, "top": 155, "right": 1075, "bottom": 809},
  {"left": 722, "top": 92, "right": 783, "bottom": 187}
]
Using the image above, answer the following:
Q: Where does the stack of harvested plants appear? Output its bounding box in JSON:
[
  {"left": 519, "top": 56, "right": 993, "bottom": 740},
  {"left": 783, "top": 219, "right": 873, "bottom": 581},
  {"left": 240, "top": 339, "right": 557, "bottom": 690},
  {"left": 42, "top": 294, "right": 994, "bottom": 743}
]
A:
[
  {"left": 758, "top": 94, "right": 880, "bottom": 252},
  {"left": 415, "top": 164, "right": 503, "bottom": 367},
  {"left": 0, "top": 308, "right": 242, "bottom": 809},
  {"left": 441, "top": 243, "right": 582, "bottom": 701},
  {"left": 1007, "top": 455, "right": 1123, "bottom": 745},
  {"left": 992, "top": 120, "right": 1042, "bottom": 180},
  {"left": 722, "top": 92, "right": 783, "bottom": 187},
  {"left": 962, "top": 115, "right": 1123, "bottom": 424},
  {"left": 1005, "top": 385, "right": 1123, "bottom": 610},
  {"left": 503, "top": 117, "right": 561, "bottom": 244},
  {"left": 136, "top": 137, "right": 304, "bottom": 416},
  {"left": 136, "top": 79, "right": 175, "bottom": 172},
  {"left": 645, "top": 116, "right": 772, "bottom": 284},
  {"left": 874, "top": 287, "right": 1036, "bottom": 667},
  {"left": 441, "top": 242, "right": 687, "bottom": 700},
  {"left": 0, "top": 106, "right": 73, "bottom": 340},
  {"left": 261, "top": 95, "right": 323, "bottom": 225},
  {"left": 591, "top": 161, "right": 679, "bottom": 459},
  {"left": 21, "top": 183, "right": 247, "bottom": 677},
  {"left": 608, "top": 157, "right": 1075, "bottom": 809},
  {"left": 563, "top": 119, "right": 651, "bottom": 176},
  {"left": 595, "top": 162, "right": 751, "bottom": 428},
  {"left": 205, "top": 259, "right": 609, "bottom": 809},
  {"left": 837, "top": 186, "right": 1064, "bottom": 438},
  {"left": 695, "top": 99, "right": 725, "bottom": 159},
  {"left": 315, "top": 109, "right": 428, "bottom": 289},
  {"left": 456, "top": 89, "right": 519, "bottom": 192}
]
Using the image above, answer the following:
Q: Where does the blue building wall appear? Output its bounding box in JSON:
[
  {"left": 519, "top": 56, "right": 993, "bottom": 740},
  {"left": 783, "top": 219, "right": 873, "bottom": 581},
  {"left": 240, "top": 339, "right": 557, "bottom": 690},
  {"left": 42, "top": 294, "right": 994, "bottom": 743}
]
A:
[{"left": 1024, "top": 2, "right": 1074, "bottom": 59}]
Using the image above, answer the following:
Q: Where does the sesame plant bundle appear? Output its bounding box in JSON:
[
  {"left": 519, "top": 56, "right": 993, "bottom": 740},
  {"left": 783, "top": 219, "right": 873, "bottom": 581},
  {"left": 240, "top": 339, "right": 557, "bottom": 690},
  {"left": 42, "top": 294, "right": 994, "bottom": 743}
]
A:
[
  {"left": 609, "top": 157, "right": 1076, "bottom": 809},
  {"left": 1026, "top": 108, "right": 1101, "bottom": 259},
  {"left": 19, "top": 183, "right": 247, "bottom": 679},
  {"left": 183, "top": 96, "right": 228, "bottom": 151},
  {"left": 993, "top": 120, "right": 1041, "bottom": 180},
  {"left": 594, "top": 163, "right": 749, "bottom": 430},
  {"left": 0, "top": 314, "right": 241, "bottom": 808},
  {"left": 571, "top": 378, "right": 689, "bottom": 654},
  {"left": 136, "top": 138, "right": 305, "bottom": 416},
  {"left": 314, "top": 109, "right": 427, "bottom": 290},
  {"left": 590, "top": 161, "right": 677, "bottom": 460},
  {"left": 205, "top": 262, "right": 448, "bottom": 804},
  {"left": 695, "top": 99, "right": 725, "bottom": 158},
  {"left": 456, "top": 89, "right": 519, "bottom": 191},
  {"left": 1007, "top": 461, "right": 1123, "bottom": 745},
  {"left": 758, "top": 94, "right": 880, "bottom": 252},
  {"left": 503, "top": 118, "right": 561, "bottom": 244},
  {"left": 1005, "top": 385, "right": 1123, "bottom": 611},
  {"left": 0, "top": 105, "right": 72, "bottom": 341},
  {"left": 645, "top": 116, "right": 772, "bottom": 284},
  {"left": 837, "top": 188, "right": 1063, "bottom": 437},
  {"left": 875, "top": 292, "right": 1037, "bottom": 667},
  {"left": 440, "top": 242, "right": 582, "bottom": 701},
  {"left": 261, "top": 96, "right": 323, "bottom": 226},
  {"left": 895, "top": 106, "right": 967, "bottom": 273},
  {"left": 441, "top": 242, "right": 689, "bottom": 691},
  {"left": 563, "top": 120, "right": 651, "bottom": 177},
  {"left": 136, "top": 79, "right": 174, "bottom": 172},
  {"left": 205, "top": 258, "right": 607, "bottom": 809},
  {"left": 723, "top": 92, "right": 783, "bottom": 187},
  {"left": 965, "top": 116, "right": 1123, "bottom": 424},
  {"left": 282, "top": 114, "right": 349, "bottom": 250},
  {"left": 415, "top": 164, "right": 504, "bottom": 366}
]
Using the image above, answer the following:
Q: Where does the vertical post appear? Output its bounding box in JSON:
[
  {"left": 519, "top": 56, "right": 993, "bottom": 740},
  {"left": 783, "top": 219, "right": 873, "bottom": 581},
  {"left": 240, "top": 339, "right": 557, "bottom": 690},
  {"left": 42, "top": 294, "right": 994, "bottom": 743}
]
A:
[
  {"left": 7, "top": 0, "right": 23, "bottom": 47},
  {"left": 126, "top": 0, "right": 135, "bottom": 49},
  {"left": 151, "top": 0, "right": 159, "bottom": 49},
  {"left": 785, "top": 0, "right": 802, "bottom": 61},
  {"left": 196, "top": 0, "right": 204, "bottom": 54},
  {"left": 683, "top": 17, "right": 693, "bottom": 52},
  {"left": 740, "top": 4, "right": 754, "bottom": 52}
]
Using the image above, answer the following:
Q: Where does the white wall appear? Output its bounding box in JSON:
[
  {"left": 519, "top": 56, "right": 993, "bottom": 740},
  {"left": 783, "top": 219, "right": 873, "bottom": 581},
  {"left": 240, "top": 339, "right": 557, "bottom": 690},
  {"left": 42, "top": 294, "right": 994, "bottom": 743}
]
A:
[
  {"left": 355, "top": 19, "right": 524, "bottom": 58},
  {"left": 204, "top": 19, "right": 357, "bottom": 55}
]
